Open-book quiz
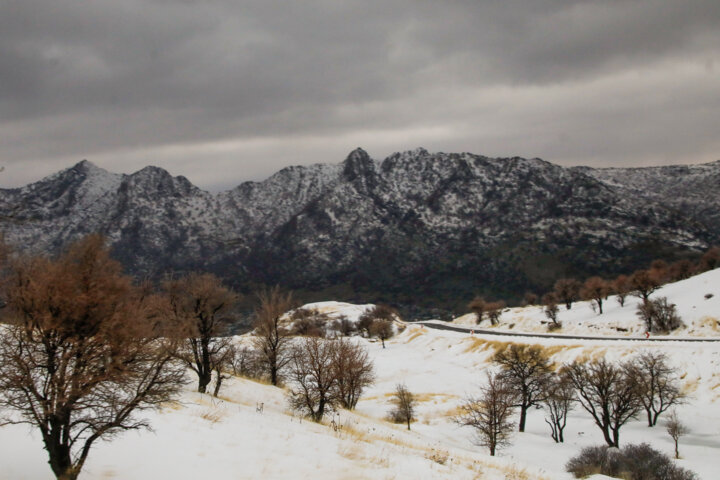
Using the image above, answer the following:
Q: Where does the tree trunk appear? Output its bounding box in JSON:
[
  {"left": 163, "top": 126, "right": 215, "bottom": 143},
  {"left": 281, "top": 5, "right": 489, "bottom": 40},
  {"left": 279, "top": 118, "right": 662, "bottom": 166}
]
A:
[
  {"left": 381, "top": 338, "right": 386, "bottom": 349},
  {"left": 675, "top": 440, "right": 679, "bottom": 459},
  {"left": 198, "top": 370, "right": 211, "bottom": 393},
  {"left": 611, "top": 427, "right": 620, "bottom": 448},
  {"left": 489, "top": 443, "right": 496, "bottom": 456},
  {"left": 270, "top": 365, "right": 278, "bottom": 386},
  {"left": 598, "top": 299, "right": 603, "bottom": 314},
  {"left": 518, "top": 406, "right": 527, "bottom": 432},
  {"left": 646, "top": 408, "right": 654, "bottom": 427}
]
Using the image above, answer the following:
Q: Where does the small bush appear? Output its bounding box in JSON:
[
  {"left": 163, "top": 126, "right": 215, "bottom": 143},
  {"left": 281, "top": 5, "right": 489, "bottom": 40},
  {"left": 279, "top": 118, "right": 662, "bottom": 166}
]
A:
[
  {"left": 636, "top": 297, "right": 683, "bottom": 333},
  {"left": 704, "top": 293, "right": 713, "bottom": 300},
  {"left": 566, "top": 443, "right": 698, "bottom": 480}
]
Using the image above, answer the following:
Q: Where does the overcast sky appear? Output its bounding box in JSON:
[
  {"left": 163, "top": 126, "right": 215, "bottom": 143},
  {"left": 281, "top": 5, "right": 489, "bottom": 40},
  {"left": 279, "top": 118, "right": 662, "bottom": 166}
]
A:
[{"left": 1, "top": 0, "right": 719, "bottom": 191}]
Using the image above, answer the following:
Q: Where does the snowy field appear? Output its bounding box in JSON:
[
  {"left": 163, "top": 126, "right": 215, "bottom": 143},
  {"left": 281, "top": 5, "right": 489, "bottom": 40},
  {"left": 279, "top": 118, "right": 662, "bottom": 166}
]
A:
[{"left": 2, "top": 271, "right": 719, "bottom": 479}]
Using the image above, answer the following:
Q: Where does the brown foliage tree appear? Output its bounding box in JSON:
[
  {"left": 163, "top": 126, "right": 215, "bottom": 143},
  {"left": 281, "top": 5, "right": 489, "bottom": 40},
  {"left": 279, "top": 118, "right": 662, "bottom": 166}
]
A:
[
  {"left": 630, "top": 269, "right": 662, "bottom": 303},
  {"left": 581, "top": 277, "right": 611, "bottom": 314},
  {"left": 468, "top": 296, "right": 487, "bottom": 324},
  {"left": 565, "top": 359, "right": 642, "bottom": 447},
  {"left": 331, "top": 339, "right": 375, "bottom": 410},
  {"left": 252, "top": 287, "right": 295, "bottom": 386},
  {"left": 164, "top": 272, "right": 237, "bottom": 394},
  {"left": 0, "top": 236, "right": 186, "bottom": 480},
  {"left": 626, "top": 351, "right": 685, "bottom": 426},
  {"left": 554, "top": 278, "right": 581, "bottom": 310},
  {"left": 369, "top": 319, "right": 394, "bottom": 348},
  {"left": 523, "top": 292, "right": 539, "bottom": 306},
  {"left": 494, "top": 344, "right": 552, "bottom": 432},
  {"left": 667, "top": 259, "right": 694, "bottom": 282},
  {"left": 613, "top": 274, "right": 632, "bottom": 307},
  {"left": 697, "top": 246, "right": 720, "bottom": 272},
  {"left": 455, "top": 372, "right": 516, "bottom": 456},
  {"left": 486, "top": 301, "right": 506, "bottom": 325},
  {"left": 388, "top": 383, "right": 417, "bottom": 430}
]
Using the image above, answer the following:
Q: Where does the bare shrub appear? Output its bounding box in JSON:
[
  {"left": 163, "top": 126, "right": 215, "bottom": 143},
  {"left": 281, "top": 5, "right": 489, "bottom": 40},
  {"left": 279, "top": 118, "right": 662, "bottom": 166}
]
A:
[
  {"left": 388, "top": 383, "right": 417, "bottom": 430},
  {"left": 636, "top": 297, "right": 683, "bottom": 333},
  {"left": 0, "top": 235, "right": 186, "bottom": 480},
  {"left": 331, "top": 315, "right": 356, "bottom": 336},
  {"left": 291, "top": 308, "right": 328, "bottom": 337},
  {"left": 455, "top": 372, "right": 516, "bottom": 456},
  {"left": 566, "top": 443, "right": 698, "bottom": 480}
]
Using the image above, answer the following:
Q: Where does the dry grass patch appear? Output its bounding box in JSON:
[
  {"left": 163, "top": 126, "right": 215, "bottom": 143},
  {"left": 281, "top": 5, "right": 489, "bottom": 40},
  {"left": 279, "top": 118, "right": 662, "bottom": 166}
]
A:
[{"left": 197, "top": 407, "right": 224, "bottom": 424}]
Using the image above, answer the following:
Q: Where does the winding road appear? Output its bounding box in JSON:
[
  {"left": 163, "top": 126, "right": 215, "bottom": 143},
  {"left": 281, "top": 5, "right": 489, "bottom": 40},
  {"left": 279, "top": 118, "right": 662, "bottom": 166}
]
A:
[{"left": 413, "top": 321, "right": 720, "bottom": 342}]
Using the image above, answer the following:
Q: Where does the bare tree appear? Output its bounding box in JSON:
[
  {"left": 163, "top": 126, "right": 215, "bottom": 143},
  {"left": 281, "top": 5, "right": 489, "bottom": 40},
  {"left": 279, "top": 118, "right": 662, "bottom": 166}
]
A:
[
  {"left": 542, "top": 372, "right": 575, "bottom": 443},
  {"left": 581, "top": 277, "right": 611, "bottom": 314},
  {"left": 331, "top": 339, "right": 375, "bottom": 410},
  {"left": 455, "top": 373, "right": 516, "bottom": 456},
  {"left": 666, "top": 410, "right": 689, "bottom": 459},
  {"left": 626, "top": 351, "right": 685, "bottom": 426},
  {"left": 613, "top": 274, "right": 632, "bottom": 307},
  {"left": 287, "top": 337, "right": 338, "bottom": 422},
  {"left": 0, "top": 236, "right": 186, "bottom": 480},
  {"left": 212, "top": 344, "right": 237, "bottom": 397},
  {"left": 369, "top": 319, "right": 394, "bottom": 348},
  {"left": 252, "top": 287, "right": 295, "bottom": 386},
  {"left": 164, "top": 272, "right": 237, "bottom": 394},
  {"left": 565, "top": 359, "right": 642, "bottom": 447},
  {"left": 494, "top": 344, "right": 552, "bottom": 432},
  {"left": 388, "top": 383, "right": 417, "bottom": 430},
  {"left": 554, "top": 278, "right": 581, "bottom": 310}
]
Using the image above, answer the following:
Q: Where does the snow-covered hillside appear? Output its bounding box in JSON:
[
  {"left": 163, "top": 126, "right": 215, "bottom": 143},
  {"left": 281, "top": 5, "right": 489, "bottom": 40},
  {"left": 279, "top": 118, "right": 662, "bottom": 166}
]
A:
[
  {"left": 2, "top": 271, "right": 719, "bottom": 479},
  {"left": 451, "top": 268, "right": 720, "bottom": 338}
]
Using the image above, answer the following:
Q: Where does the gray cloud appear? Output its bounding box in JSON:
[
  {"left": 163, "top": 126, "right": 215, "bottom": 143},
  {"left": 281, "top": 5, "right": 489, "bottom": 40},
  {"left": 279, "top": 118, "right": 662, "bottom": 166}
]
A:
[{"left": 1, "top": 0, "right": 718, "bottom": 190}]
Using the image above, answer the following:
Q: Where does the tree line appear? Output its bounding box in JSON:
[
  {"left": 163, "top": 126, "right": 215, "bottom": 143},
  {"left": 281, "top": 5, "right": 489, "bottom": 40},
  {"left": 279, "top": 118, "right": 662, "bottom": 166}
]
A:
[
  {"left": 454, "top": 344, "right": 687, "bottom": 458},
  {"left": 468, "top": 246, "right": 719, "bottom": 332}
]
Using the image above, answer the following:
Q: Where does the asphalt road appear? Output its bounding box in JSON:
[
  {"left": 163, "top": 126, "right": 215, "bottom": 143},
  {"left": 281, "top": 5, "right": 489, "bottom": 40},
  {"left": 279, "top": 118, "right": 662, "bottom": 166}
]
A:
[{"left": 413, "top": 321, "right": 720, "bottom": 342}]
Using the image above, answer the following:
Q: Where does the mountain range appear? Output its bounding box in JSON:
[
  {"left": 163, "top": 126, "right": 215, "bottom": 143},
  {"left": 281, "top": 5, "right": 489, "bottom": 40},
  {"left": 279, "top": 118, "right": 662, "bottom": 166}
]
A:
[{"left": 1, "top": 148, "right": 718, "bottom": 316}]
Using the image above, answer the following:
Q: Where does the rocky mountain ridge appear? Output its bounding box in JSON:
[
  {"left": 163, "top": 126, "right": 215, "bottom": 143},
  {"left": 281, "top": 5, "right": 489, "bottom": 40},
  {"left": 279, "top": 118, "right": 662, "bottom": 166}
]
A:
[{"left": 1, "top": 149, "right": 717, "bottom": 314}]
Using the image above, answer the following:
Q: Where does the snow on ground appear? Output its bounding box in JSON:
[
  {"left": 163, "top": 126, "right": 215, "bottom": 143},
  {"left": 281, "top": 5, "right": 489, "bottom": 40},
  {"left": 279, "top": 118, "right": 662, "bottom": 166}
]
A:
[
  {"left": 451, "top": 268, "right": 720, "bottom": 338},
  {"left": 2, "top": 271, "right": 720, "bottom": 479}
]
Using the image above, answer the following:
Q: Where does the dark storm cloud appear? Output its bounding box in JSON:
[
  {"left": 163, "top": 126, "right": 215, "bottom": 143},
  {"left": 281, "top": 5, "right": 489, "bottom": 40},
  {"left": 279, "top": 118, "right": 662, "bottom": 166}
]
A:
[{"left": 1, "top": 0, "right": 719, "bottom": 190}]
